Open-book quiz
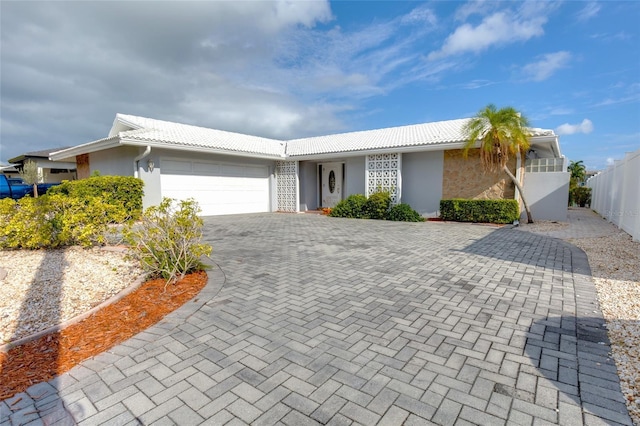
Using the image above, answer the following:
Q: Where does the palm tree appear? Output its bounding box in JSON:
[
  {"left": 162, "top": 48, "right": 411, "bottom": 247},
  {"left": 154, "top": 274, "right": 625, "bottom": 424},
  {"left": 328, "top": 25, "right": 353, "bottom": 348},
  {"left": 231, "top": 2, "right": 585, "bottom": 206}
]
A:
[
  {"left": 461, "top": 104, "right": 534, "bottom": 223},
  {"left": 568, "top": 160, "right": 587, "bottom": 206},
  {"left": 568, "top": 160, "right": 586, "bottom": 184}
]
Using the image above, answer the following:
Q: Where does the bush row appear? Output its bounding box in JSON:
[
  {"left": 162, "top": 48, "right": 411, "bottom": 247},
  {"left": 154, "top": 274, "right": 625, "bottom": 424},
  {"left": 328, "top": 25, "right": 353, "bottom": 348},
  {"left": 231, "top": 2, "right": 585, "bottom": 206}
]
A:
[
  {"left": 439, "top": 199, "right": 519, "bottom": 224},
  {"left": 0, "top": 194, "right": 123, "bottom": 248},
  {"left": 0, "top": 176, "right": 144, "bottom": 249},
  {"left": 329, "top": 192, "right": 424, "bottom": 222},
  {"left": 48, "top": 175, "right": 144, "bottom": 221}
]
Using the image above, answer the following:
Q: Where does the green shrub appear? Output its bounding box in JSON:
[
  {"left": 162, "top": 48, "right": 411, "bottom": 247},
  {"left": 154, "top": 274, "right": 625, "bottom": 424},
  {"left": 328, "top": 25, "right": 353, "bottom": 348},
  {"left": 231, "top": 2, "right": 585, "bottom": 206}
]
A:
[
  {"left": 48, "top": 175, "right": 144, "bottom": 220},
  {"left": 0, "top": 194, "right": 122, "bottom": 249},
  {"left": 571, "top": 186, "right": 592, "bottom": 207},
  {"left": 363, "top": 191, "right": 391, "bottom": 219},
  {"left": 329, "top": 194, "right": 368, "bottom": 218},
  {"left": 388, "top": 203, "right": 425, "bottom": 222},
  {"left": 47, "top": 194, "right": 123, "bottom": 247},
  {"left": 0, "top": 197, "right": 53, "bottom": 249},
  {"left": 124, "top": 198, "right": 212, "bottom": 284},
  {"left": 440, "top": 199, "right": 519, "bottom": 224}
]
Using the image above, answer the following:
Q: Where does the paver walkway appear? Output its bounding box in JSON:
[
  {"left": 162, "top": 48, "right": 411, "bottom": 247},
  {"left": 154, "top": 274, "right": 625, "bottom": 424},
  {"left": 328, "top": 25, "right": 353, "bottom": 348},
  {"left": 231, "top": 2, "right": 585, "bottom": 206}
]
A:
[{"left": 1, "top": 211, "right": 633, "bottom": 425}]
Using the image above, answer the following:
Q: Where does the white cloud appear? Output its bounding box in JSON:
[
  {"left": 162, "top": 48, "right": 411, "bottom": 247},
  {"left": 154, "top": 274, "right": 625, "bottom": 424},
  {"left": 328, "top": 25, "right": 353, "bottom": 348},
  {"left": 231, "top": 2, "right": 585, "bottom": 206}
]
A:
[
  {"left": 522, "top": 51, "right": 572, "bottom": 81},
  {"left": 0, "top": 1, "right": 448, "bottom": 162},
  {"left": 454, "top": 0, "right": 497, "bottom": 21},
  {"left": 606, "top": 157, "right": 615, "bottom": 166},
  {"left": 428, "top": 8, "right": 547, "bottom": 60},
  {"left": 556, "top": 119, "right": 594, "bottom": 135},
  {"left": 577, "top": 2, "right": 601, "bottom": 22}
]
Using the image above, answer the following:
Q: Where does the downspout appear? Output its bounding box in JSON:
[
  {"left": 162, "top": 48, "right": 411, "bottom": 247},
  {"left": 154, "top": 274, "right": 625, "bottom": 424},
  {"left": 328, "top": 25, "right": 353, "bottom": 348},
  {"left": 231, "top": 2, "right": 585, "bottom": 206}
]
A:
[{"left": 133, "top": 146, "right": 151, "bottom": 178}]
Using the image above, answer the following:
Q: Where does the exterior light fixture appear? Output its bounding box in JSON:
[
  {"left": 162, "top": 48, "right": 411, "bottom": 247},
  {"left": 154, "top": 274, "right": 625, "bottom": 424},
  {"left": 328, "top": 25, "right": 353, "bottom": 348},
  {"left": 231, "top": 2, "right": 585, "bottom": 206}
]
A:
[{"left": 147, "top": 159, "right": 154, "bottom": 172}]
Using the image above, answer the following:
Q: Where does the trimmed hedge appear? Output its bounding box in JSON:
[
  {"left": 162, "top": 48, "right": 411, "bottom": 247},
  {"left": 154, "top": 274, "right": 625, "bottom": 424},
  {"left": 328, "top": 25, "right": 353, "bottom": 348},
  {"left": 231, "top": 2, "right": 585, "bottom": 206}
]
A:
[
  {"left": 48, "top": 175, "right": 144, "bottom": 220},
  {"left": 439, "top": 199, "right": 519, "bottom": 224}
]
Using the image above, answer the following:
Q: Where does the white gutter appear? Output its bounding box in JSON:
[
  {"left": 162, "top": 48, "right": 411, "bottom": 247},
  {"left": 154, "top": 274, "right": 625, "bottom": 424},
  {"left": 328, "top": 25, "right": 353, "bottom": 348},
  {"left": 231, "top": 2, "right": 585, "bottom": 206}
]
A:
[
  {"left": 120, "top": 139, "right": 285, "bottom": 160},
  {"left": 49, "top": 136, "right": 120, "bottom": 161},
  {"left": 287, "top": 141, "right": 469, "bottom": 161},
  {"left": 133, "top": 146, "right": 151, "bottom": 178}
]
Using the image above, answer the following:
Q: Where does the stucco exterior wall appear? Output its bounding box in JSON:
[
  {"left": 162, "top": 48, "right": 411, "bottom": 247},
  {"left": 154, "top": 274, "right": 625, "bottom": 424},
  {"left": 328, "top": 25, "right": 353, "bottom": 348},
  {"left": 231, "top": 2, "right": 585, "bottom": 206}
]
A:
[
  {"left": 401, "top": 151, "right": 443, "bottom": 217},
  {"left": 522, "top": 171, "right": 569, "bottom": 221},
  {"left": 344, "top": 156, "right": 365, "bottom": 197},
  {"left": 89, "top": 146, "right": 141, "bottom": 177},
  {"left": 299, "top": 161, "right": 318, "bottom": 211},
  {"left": 442, "top": 149, "right": 516, "bottom": 200}
]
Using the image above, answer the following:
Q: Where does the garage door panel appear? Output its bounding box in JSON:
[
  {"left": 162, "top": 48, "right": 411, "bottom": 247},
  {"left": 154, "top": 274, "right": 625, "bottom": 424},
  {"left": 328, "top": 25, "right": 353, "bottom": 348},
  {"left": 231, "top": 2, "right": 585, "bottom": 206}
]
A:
[
  {"left": 192, "top": 162, "right": 220, "bottom": 175},
  {"left": 160, "top": 159, "right": 270, "bottom": 216},
  {"left": 162, "top": 159, "right": 192, "bottom": 173}
]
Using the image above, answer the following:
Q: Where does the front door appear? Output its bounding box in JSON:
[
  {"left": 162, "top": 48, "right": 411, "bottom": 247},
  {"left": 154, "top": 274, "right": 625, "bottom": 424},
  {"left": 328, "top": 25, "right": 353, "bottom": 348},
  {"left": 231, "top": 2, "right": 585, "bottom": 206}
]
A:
[{"left": 321, "top": 163, "right": 343, "bottom": 207}]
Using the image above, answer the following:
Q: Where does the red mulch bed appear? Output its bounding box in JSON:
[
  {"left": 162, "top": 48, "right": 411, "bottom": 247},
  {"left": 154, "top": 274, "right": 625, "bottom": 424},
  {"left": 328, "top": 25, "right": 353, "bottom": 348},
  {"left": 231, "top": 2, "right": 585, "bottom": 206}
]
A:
[{"left": 0, "top": 271, "right": 208, "bottom": 400}]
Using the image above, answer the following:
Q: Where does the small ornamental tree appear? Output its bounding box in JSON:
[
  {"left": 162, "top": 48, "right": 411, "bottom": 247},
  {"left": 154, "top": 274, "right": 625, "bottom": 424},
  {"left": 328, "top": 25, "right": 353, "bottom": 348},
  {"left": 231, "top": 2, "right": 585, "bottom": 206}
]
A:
[{"left": 19, "top": 160, "right": 42, "bottom": 198}]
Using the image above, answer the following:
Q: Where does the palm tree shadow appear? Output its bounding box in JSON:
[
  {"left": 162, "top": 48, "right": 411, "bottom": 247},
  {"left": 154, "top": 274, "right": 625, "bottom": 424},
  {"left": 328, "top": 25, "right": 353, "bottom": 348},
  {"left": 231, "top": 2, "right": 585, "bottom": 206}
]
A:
[
  {"left": 523, "top": 314, "right": 634, "bottom": 425},
  {"left": 459, "top": 221, "right": 634, "bottom": 423},
  {"left": 0, "top": 249, "right": 79, "bottom": 425}
]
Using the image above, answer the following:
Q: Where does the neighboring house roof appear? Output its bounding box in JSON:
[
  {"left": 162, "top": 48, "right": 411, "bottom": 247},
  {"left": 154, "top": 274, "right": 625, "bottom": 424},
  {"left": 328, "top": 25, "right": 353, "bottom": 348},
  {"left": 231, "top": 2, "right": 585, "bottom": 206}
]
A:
[
  {"left": 9, "top": 147, "right": 74, "bottom": 164},
  {"left": 0, "top": 164, "right": 18, "bottom": 172},
  {"left": 50, "top": 113, "right": 561, "bottom": 161}
]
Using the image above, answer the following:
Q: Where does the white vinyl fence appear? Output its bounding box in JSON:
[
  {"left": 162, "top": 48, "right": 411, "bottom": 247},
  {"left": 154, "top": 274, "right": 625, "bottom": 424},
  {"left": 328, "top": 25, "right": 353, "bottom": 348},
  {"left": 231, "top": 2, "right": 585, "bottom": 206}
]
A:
[{"left": 587, "top": 148, "right": 640, "bottom": 241}]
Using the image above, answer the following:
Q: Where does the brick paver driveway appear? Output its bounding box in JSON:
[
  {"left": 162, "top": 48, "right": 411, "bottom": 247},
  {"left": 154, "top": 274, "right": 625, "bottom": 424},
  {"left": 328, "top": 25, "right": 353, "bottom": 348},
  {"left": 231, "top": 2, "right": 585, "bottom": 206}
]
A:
[{"left": 1, "top": 214, "right": 631, "bottom": 425}]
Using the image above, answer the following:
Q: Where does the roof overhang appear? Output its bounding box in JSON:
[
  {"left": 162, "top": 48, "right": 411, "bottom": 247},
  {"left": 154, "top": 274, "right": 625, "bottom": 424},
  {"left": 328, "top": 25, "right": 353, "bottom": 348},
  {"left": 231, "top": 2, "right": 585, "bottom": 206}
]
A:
[
  {"left": 119, "top": 138, "right": 286, "bottom": 160},
  {"left": 49, "top": 137, "right": 120, "bottom": 161},
  {"left": 288, "top": 141, "right": 469, "bottom": 161},
  {"left": 529, "top": 134, "right": 561, "bottom": 157}
]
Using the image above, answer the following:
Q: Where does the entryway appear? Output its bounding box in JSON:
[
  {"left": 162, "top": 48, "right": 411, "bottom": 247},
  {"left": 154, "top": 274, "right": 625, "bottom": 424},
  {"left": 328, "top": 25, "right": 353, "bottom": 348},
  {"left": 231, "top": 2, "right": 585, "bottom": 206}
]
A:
[{"left": 320, "top": 162, "right": 343, "bottom": 208}]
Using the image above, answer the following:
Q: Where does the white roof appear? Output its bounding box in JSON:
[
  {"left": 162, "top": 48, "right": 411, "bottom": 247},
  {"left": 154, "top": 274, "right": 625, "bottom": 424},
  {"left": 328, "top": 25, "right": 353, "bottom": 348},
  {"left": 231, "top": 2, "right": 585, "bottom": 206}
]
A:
[
  {"left": 50, "top": 113, "right": 559, "bottom": 161},
  {"left": 113, "top": 114, "right": 286, "bottom": 157},
  {"left": 287, "top": 118, "right": 472, "bottom": 156}
]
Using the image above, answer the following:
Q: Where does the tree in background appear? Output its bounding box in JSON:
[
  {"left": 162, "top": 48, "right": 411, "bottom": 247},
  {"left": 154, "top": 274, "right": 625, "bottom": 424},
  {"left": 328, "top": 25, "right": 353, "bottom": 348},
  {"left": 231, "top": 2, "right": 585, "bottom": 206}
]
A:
[
  {"left": 461, "top": 104, "right": 534, "bottom": 223},
  {"left": 568, "top": 160, "right": 589, "bottom": 206},
  {"left": 18, "top": 160, "right": 42, "bottom": 198},
  {"left": 568, "top": 160, "right": 586, "bottom": 184}
]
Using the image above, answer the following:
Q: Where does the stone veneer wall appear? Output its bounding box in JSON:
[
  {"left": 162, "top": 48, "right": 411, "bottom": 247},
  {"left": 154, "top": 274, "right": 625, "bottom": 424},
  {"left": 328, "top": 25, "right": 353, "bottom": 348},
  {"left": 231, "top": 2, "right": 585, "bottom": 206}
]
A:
[
  {"left": 76, "top": 154, "right": 90, "bottom": 179},
  {"left": 442, "top": 149, "right": 517, "bottom": 200}
]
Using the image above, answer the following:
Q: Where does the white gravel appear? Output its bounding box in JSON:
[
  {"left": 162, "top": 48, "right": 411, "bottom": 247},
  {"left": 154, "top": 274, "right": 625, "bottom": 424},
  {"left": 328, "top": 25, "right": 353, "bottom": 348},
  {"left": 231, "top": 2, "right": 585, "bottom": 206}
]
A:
[
  {"left": 0, "top": 247, "right": 142, "bottom": 344},
  {"left": 521, "top": 219, "right": 640, "bottom": 425}
]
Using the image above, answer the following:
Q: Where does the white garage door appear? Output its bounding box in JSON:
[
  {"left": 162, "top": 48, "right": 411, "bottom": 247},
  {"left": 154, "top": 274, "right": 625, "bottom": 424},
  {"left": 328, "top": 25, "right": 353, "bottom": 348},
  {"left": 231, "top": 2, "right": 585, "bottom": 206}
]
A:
[{"left": 161, "top": 158, "right": 271, "bottom": 216}]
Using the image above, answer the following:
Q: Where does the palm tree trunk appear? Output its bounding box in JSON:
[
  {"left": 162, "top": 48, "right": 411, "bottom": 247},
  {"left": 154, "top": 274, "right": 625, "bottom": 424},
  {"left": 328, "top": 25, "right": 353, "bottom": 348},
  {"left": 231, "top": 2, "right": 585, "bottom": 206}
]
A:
[{"left": 502, "top": 165, "right": 533, "bottom": 223}]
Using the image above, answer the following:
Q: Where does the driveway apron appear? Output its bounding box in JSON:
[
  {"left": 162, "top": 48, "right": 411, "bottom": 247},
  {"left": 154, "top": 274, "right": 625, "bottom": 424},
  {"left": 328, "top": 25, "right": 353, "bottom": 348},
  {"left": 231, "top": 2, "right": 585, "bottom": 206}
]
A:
[{"left": 1, "top": 213, "right": 632, "bottom": 425}]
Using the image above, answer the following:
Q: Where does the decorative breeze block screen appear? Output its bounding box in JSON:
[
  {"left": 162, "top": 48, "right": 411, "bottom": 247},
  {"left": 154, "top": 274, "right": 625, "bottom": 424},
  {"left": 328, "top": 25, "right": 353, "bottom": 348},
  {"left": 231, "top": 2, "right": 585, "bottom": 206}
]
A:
[
  {"left": 366, "top": 153, "right": 401, "bottom": 204},
  {"left": 276, "top": 160, "right": 298, "bottom": 212}
]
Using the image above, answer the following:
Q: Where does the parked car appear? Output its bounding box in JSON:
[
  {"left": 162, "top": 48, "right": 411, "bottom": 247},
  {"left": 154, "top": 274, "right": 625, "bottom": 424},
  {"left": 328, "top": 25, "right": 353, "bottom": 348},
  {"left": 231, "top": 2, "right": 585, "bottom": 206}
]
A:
[{"left": 0, "top": 175, "right": 58, "bottom": 199}]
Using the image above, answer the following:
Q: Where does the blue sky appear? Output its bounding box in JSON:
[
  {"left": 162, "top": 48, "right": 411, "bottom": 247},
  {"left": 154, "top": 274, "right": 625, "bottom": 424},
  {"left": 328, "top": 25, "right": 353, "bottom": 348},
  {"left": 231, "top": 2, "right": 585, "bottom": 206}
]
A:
[{"left": 1, "top": 1, "right": 638, "bottom": 170}]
